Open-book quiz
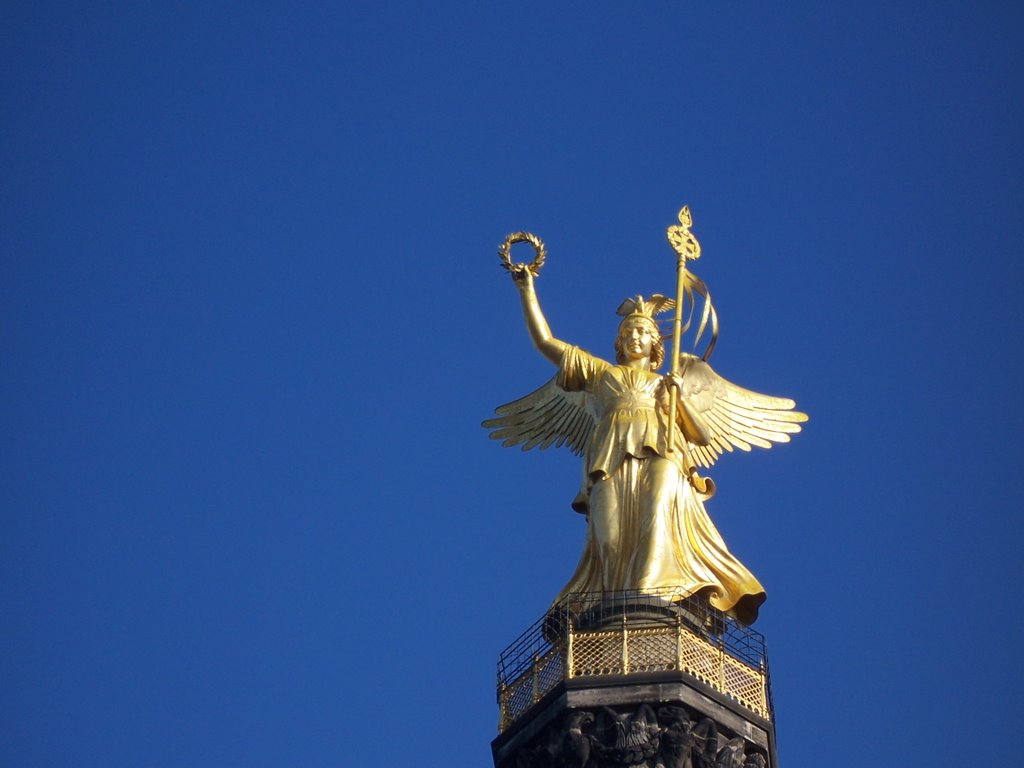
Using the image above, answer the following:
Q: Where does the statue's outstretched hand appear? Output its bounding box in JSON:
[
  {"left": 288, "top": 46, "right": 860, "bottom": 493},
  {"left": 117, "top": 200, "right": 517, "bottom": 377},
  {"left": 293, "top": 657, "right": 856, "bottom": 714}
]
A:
[{"left": 510, "top": 263, "right": 534, "bottom": 290}]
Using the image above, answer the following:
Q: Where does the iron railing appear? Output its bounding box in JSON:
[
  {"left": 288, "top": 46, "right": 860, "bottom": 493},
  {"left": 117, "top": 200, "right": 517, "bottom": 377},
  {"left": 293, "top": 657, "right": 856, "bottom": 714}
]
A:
[{"left": 496, "top": 589, "right": 772, "bottom": 732}]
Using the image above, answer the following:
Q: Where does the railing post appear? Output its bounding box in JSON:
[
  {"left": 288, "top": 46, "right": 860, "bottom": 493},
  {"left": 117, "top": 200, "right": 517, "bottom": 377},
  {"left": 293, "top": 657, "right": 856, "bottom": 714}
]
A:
[
  {"left": 566, "top": 619, "right": 575, "bottom": 680},
  {"left": 621, "top": 613, "right": 629, "bottom": 674},
  {"left": 718, "top": 638, "right": 726, "bottom": 690},
  {"left": 676, "top": 614, "right": 684, "bottom": 672},
  {"left": 497, "top": 680, "right": 507, "bottom": 732},
  {"left": 759, "top": 660, "right": 767, "bottom": 715},
  {"left": 531, "top": 654, "right": 540, "bottom": 703}
]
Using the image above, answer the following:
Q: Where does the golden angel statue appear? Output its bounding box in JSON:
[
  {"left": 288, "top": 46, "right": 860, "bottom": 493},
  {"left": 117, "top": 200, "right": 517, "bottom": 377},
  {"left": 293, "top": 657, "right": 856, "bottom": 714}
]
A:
[{"left": 485, "top": 218, "right": 806, "bottom": 626}]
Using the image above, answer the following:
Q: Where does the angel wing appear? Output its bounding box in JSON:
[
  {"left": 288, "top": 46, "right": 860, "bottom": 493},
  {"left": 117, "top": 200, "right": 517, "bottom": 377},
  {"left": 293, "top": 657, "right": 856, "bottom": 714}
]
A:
[
  {"left": 482, "top": 376, "right": 599, "bottom": 456},
  {"left": 678, "top": 354, "right": 808, "bottom": 469}
]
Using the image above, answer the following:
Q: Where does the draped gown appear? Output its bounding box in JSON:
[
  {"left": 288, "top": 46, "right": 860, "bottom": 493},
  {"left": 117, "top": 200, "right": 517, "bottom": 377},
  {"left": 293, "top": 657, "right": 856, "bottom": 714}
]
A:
[{"left": 552, "top": 346, "right": 765, "bottom": 625}]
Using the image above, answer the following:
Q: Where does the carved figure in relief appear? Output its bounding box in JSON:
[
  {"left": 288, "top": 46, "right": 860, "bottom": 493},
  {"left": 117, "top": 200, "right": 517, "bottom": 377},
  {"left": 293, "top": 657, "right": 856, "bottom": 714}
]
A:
[
  {"left": 486, "top": 211, "right": 806, "bottom": 625},
  {"left": 514, "top": 704, "right": 768, "bottom": 768}
]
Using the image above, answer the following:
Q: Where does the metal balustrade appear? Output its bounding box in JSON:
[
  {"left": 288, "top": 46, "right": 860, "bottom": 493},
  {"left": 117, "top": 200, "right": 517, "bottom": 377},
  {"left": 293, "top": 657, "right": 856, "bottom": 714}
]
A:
[{"left": 496, "top": 589, "right": 772, "bottom": 732}]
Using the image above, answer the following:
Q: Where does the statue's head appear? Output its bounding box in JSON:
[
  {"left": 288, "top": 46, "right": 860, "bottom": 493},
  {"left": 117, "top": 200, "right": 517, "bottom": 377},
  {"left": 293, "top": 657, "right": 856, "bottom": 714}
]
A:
[
  {"left": 614, "top": 295, "right": 669, "bottom": 370},
  {"left": 615, "top": 314, "right": 664, "bottom": 369}
]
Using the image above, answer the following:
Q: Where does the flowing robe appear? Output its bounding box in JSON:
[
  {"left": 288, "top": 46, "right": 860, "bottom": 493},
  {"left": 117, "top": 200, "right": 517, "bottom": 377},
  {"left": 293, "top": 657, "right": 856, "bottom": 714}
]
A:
[{"left": 554, "top": 346, "right": 765, "bottom": 625}]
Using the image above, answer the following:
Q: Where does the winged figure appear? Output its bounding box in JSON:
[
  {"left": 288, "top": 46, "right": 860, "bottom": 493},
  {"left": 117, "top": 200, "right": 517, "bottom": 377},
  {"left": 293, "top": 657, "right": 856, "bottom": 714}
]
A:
[{"left": 485, "top": 267, "right": 806, "bottom": 625}]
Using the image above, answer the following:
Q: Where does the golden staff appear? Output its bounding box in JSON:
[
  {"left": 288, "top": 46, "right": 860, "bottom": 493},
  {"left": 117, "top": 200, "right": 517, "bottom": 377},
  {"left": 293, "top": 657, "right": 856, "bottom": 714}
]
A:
[{"left": 665, "top": 206, "right": 708, "bottom": 455}]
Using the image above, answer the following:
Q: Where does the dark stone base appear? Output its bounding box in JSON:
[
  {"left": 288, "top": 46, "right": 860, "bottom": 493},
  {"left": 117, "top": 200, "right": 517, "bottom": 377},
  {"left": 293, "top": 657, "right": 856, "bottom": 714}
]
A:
[{"left": 492, "top": 672, "right": 776, "bottom": 768}]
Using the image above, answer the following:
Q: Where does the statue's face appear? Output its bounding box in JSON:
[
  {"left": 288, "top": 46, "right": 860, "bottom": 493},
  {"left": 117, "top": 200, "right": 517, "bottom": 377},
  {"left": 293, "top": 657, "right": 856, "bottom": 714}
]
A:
[{"left": 619, "top": 320, "right": 655, "bottom": 361}]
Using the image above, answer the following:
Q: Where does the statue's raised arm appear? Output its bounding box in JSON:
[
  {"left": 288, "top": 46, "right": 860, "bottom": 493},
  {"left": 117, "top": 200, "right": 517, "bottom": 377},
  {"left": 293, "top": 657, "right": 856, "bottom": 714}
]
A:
[{"left": 509, "top": 267, "right": 569, "bottom": 367}]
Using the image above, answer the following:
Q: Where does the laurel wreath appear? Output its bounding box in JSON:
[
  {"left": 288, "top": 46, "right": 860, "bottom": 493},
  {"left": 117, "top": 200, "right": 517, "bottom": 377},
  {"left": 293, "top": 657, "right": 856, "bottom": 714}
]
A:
[{"left": 498, "top": 231, "right": 546, "bottom": 276}]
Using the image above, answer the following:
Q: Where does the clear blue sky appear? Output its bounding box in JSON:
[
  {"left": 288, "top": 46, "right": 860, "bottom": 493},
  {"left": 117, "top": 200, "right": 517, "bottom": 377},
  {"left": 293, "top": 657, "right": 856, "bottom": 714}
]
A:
[{"left": 3, "top": 2, "right": 1022, "bottom": 766}]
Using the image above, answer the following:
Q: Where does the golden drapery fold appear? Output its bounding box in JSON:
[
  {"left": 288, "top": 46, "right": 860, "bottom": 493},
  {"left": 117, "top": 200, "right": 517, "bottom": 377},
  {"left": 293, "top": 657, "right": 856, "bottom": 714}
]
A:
[{"left": 554, "top": 346, "right": 765, "bottom": 625}]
